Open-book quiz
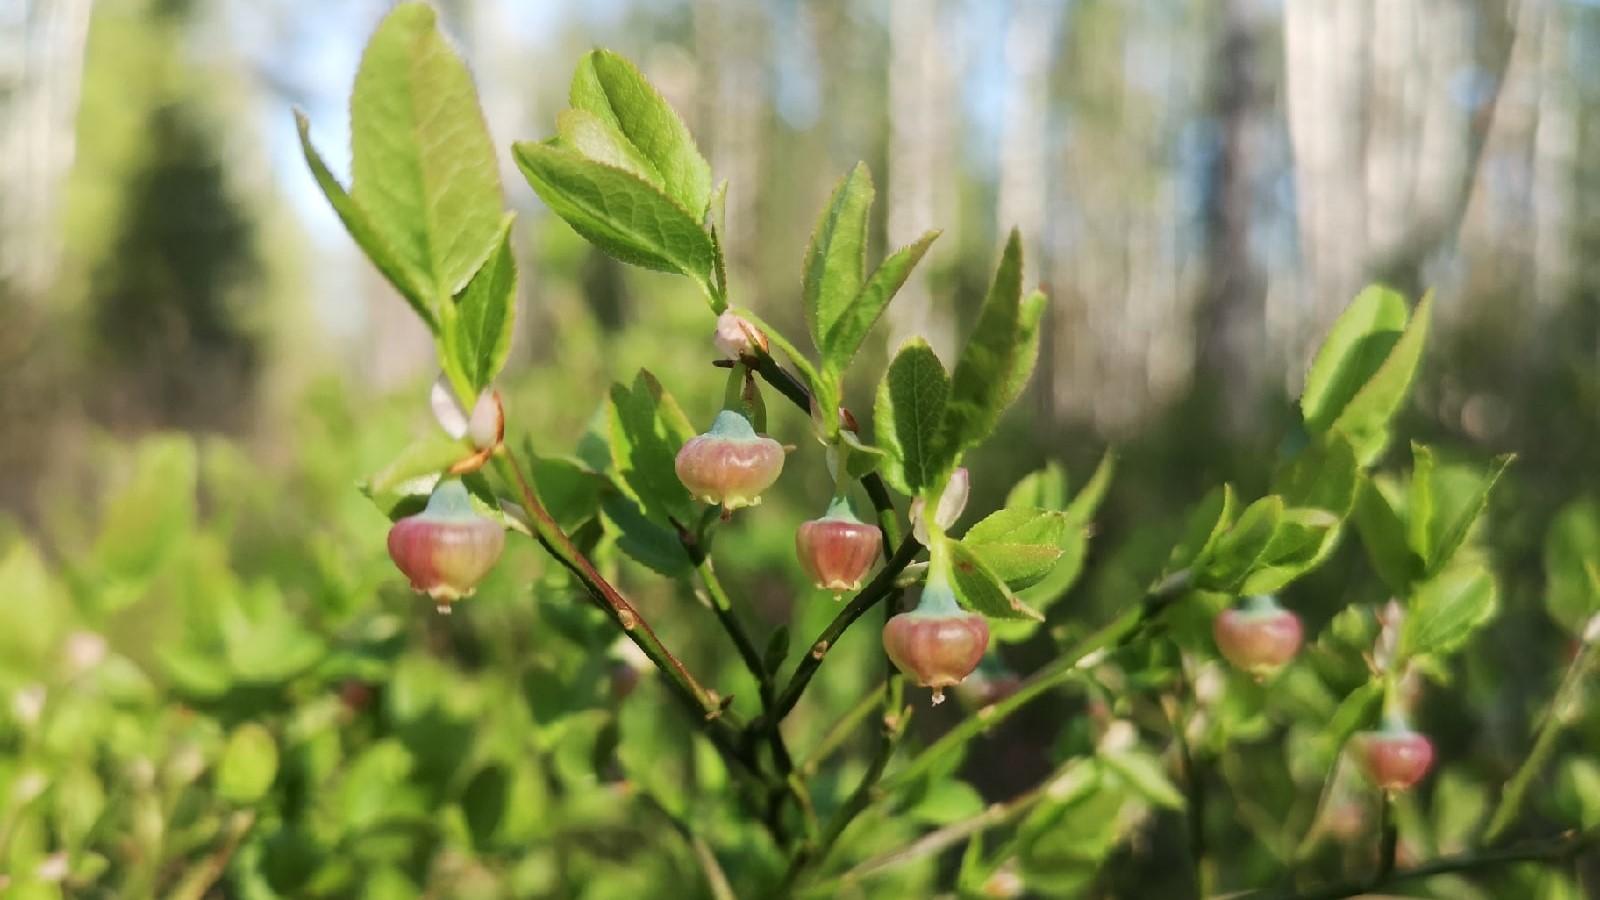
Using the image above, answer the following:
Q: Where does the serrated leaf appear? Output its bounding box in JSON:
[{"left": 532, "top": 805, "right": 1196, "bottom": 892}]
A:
[
  {"left": 997, "top": 289, "right": 1048, "bottom": 411},
  {"left": 1065, "top": 451, "right": 1116, "bottom": 527},
  {"left": 296, "top": 111, "right": 433, "bottom": 327},
  {"left": 1302, "top": 285, "right": 1408, "bottom": 434},
  {"left": 1400, "top": 562, "right": 1498, "bottom": 661},
  {"left": 513, "top": 141, "right": 715, "bottom": 288},
  {"left": 1409, "top": 448, "right": 1512, "bottom": 578},
  {"left": 962, "top": 507, "right": 1069, "bottom": 589},
  {"left": 349, "top": 3, "right": 505, "bottom": 300},
  {"left": 1545, "top": 499, "right": 1600, "bottom": 634},
  {"left": 1238, "top": 507, "right": 1341, "bottom": 594},
  {"left": 217, "top": 724, "right": 278, "bottom": 804},
  {"left": 599, "top": 492, "right": 690, "bottom": 577},
  {"left": 875, "top": 338, "right": 950, "bottom": 495},
  {"left": 1273, "top": 432, "right": 1359, "bottom": 518},
  {"left": 803, "top": 163, "right": 873, "bottom": 353},
  {"left": 607, "top": 371, "right": 695, "bottom": 524},
  {"left": 1167, "top": 484, "right": 1236, "bottom": 576},
  {"left": 940, "top": 230, "right": 1026, "bottom": 463},
  {"left": 1333, "top": 291, "right": 1433, "bottom": 464},
  {"left": 1196, "top": 495, "right": 1283, "bottom": 591},
  {"left": 1007, "top": 462, "right": 1068, "bottom": 510},
  {"left": 529, "top": 454, "right": 605, "bottom": 532},
  {"left": 1353, "top": 475, "right": 1421, "bottom": 594},
  {"left": 1099, "top": 748, "right": 1184, "bottom": 810},
  {"left": 364, "top": 435, "right": 467, "bottom": 497},
  {"left": 555, "top": 108, "right": 663, "bottom": 191},
  {"left": 448, "top": 219, "right": 517, "bottom": 390},
  {"left": 945, "top": 539, "right": 1044, "bottom": 621},
  {"left": 569, "top": 50, "right": 712, "bottom": 217},
  {"left": 822, "top": 229, "right": 940, "bottom": 370}
]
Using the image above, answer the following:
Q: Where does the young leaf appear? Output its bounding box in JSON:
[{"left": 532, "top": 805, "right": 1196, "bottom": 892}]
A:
[
  {"left": 804, "top": 164, "right": 874, "bottom": 353},
  {"left": 944, "top": 539, "right": 1045, "bottom": 621},
  {"left": 1238, "top": 507, "right": 1341, "bottom": 595},
  {"left": 1416, "top": 451, "right": 1514, "bottom": 578},
  {"left": 941, "top": 230, "right": 1026, "bottom": 463},
  {"left": 1332, "top": 291, "right": 1434, "bottom": 464},
  {"left": 364, "top": 435, "right": 468, "bottom": 498},
  {"left": 513, "top": 141, "right": 715, "bottom": 289},
  {"left": 1301, "top": 285, "right": 1408, "bottom": 434},
  {"left": 217, "top": 723, "right": 279, "bottom": 804},
  {"left": 607, "top": 370, "right": 696, "bottom": 525},
  {"left": 1064, "top": 451, "right": 1116, "bottom": 527},
  {"left": 1545, "top": 499, "right": 1600, "bottom": 634},
  {"left": 555, "top": 108, "right": 664, "bottom": 187},
  {"left": 295, "top": 111, "right": 434, "bottom": 327},
  {"left": 1272, "top": 432, "right": 1359, "bottom": 518},
  {"left": 1400, "top": 562, "right": 1498, "bottom": 662},
  {"left": 1196, "top": 495, "right": 1284, "bottom": 591},
  {"left": 1007, "top": 462, "right": 1068, "bottom": 510},
  {"left": 349, "top": 3, "right": 506, "bottom": 299},
  {"left": 1098, "top": 748, "right": 1184, "bottom": 810},
  {"left": 822, "top": 230, "right": 941, "bottom": 369},
  {"left": 1166, "top": 484, "right": 1236, "bottom": 576},
  {"left": 1353, "top": 475, "right": 1421, "bottom": 594},
  {"left": 448, "top": 220, "right": 518, "bottom": 390},
  {"left": 874, "top": 338, "right": 950, "bottom": 495},
  {"left": 569, "top": 50, "right": 712, "bottom": 217},
  {"left": 997, "top": 289, "right": 1048, "bottom": 412},
  {"left": 962, "top": 508, "right": 1070, "bottom": 589}
]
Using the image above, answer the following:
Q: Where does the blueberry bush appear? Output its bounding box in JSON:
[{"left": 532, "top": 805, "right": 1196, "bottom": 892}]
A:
[{"left": 4, "top": 4, "right": 1599, "bottom": 898}]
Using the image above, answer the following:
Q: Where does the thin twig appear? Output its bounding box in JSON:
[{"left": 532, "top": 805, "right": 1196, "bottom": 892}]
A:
[
  {"left": 768, "top": 536, "right": 923, "bottom": 723},
  {"left": 492, "top": 452, "right": 754, "bottom": 775},
  {"left": 1483, "top": 625, "right": 1599, "bottom": 842},
  {"left": 1224, "top": 827, "right": 1600, "bottom": 900},
  {"left": 884, "top": 569, "right": 1193, "bottom": 791}
]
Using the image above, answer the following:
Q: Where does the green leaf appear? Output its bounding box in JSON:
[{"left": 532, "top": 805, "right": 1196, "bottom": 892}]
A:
[
  {"left": 945, "top": 539, "right": 1044, "bottom": 621},
  {"left": 803, "top": 163, "right": 874, "bottom": 354},
  {"left": 1332, "top": 291, "right": 1434, "bottom": 464},
  {"left": 1308, "top": 680, "right": 1383, "bottom": 774},
  {"left": 364, "top": 435, "right": 467, "bottom": 498},
  {"left": 529, "top": 454, "right": 605, "bottom": 532},
  {"left": 569, "top": 50, "right": 712, "bottom": 217},
  {"left": 1545, "top": 498, "right": 1600, "bottom": 634},
  {"left": 1301, "top": 285, "right": 1408, "bottom": 434},
  {"left": 447, "top": 220, "right": 517, "bottom": 390},
  {"left": 607, "top": 370, "right": 695, "bottom": 524},
  {"left": 1007, "top": 463, "right": 1068, "bottom": 510},
  {"left": 1353, "top": 474, "right": 1422, "bottom": 594},
  {"left": 296, "top": 111, "right": 433, "bottom": 328},
  {"left": 908, "top": 778, "right": 986, "bottom": 825},
  {"left": 874, "top": 338, "right": 951, "bottom": 495},
  {"left": 1098, "top": 748, "right": 1184, "bottom": 810},
  {"left": 1064, "top": 451, "right": 1116, "bottom": 527},
  {"left": 1273, "top": 432, "right": 1359, "bottom": 518},
  {"left": 1196, "top": 495, "right": 1283, "bottom": 591},
  {"left": 1167, "top": 484, "right": 1236, "bottom": 576},
  {"left": 513, "top": 141, "right": 715, "bottom": 288},
  {"left": 349, "top": 2, "right": 505, "bottom": 300},
  {"left": 1238, "top": 507, "right": 1341, "bottom": 595},
  {"left": 997, "top": 289, "right": 1048, "bottom": 412},
  {"left": 821, "top": 230, "right": 940, "bottom": 370},
  {"left": 1400, "top": 562, "right": 1498, "bottom": 662},
  {"left": 962, "top": 508, "right": 1070, "bottom": 589},
  {"left": 941, "top": 230, "right": 1027, "bottom": 462},
  {"left": 217, "top": 723, "right": 279, "bottom": 804},
  {"left": 1408, "top": 446, "right": 1513, "bottom": 577},
  {"left": 600, "top": 492, "right": 690, "bottom": 577}
]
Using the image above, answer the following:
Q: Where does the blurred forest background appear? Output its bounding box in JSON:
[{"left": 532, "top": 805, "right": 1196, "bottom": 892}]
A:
[
  {"left": 3, "top": 0, "right": 1600, "bottom": 895},
  {"left": 4, "top": 0, "right": 1599, "bottom": 512}
]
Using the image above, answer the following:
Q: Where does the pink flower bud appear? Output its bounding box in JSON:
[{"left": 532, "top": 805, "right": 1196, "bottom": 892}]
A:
[
  {"left": 675, "top": 410, "right": 786, "bottom": 513},
  {"left": 467, "top": 389, "right": 504, "bottom": 451},
  {"left": 1212, "top": 595, "right": 1303, "bottom": 677},
  {"left": 387, "top": 480, "right": 505, "bottom": 612},
  {"left": 910, "top": 467, "right": 970, "bottom": 544},
  {"left": 883, "top": 571, "right": 989, "bottom": 704},
  {"left": 796, "top": 497, "right": 882, "bottom": 595},
  {"left": 713, "top": 311, "right": 769, "bottom": 360},
  {"left": 1353, "top": 725, "right": 1434, "bottom": 792}
]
